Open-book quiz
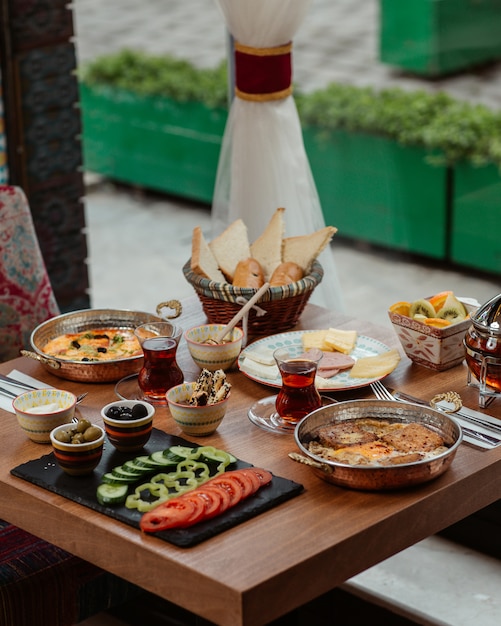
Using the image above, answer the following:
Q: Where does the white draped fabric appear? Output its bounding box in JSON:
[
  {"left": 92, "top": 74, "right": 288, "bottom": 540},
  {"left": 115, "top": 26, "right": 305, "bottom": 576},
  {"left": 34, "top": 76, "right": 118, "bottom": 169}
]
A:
[{"left": 211, "top": 0, "right": 344, "bottom": 311}]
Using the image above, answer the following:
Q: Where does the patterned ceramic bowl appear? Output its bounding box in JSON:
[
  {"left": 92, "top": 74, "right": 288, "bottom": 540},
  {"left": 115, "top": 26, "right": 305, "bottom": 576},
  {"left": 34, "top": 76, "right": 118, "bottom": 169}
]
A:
[
  {"left": 166, "top": 382, "right": 230, "bottom": 436},
  {"left": 50, "top": 422, "right": 105, "bottom": 476},
  {"left": 13, "top": 389, "right": 77, "bottom": 443},
  {"left": 101, "top": 400, "right": 155, "bottom": 452},
  {"left": 388, "top": 312, "right": 471, "bottom": 371},
  {"left": 184, "top": 324, "right": 243, "bottom": 372}
]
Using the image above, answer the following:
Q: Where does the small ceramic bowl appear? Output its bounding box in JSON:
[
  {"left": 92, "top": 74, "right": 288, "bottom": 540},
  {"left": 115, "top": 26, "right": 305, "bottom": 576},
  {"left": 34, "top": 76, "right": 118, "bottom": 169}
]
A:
[
  {"left": 13, "top": 389, "right": 77, "bottom": 443},
  {"left": 101, "top": 400, "right": 155, "bottom": 452},
  {"left": 50, "top": 422, "right": 105, "bottom": 476},
  {"left": 184, "top": 324, "right": 243, "bottom": 372},
  {"left": 166, "top": 382, "right": 230, "bottom": 436}
]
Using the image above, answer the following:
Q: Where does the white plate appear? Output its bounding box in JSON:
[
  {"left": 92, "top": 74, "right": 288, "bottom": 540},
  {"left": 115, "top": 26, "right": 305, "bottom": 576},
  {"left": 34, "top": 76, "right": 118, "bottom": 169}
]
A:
[{"left": 238, "top": 330, "right": 393, "bottom": 392}]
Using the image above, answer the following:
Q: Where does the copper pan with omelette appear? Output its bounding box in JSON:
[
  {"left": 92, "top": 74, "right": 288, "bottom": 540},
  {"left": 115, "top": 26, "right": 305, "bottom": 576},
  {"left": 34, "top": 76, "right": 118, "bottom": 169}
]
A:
[
  {"left": 23, "top": 308, "right": 178, "bottom": 383},
  {"left": 292, "top": 399, "right": 462, "bottom": 491}
]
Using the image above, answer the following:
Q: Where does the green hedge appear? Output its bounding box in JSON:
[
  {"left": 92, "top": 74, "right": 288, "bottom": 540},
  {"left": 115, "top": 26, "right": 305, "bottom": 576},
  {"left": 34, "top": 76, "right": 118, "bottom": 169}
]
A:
[{"left": 80, "top": 48, "right": 501, "bottom": 168}]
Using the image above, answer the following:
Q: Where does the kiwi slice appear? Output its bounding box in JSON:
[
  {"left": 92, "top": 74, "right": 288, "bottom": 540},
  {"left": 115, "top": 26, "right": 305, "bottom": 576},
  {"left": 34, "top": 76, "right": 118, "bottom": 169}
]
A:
[
  {"left": 409, "top": 299, "right": 436, "bottom": 319},
  {"left": 437, "top": 294, "right": 467, "bottom": 322}
]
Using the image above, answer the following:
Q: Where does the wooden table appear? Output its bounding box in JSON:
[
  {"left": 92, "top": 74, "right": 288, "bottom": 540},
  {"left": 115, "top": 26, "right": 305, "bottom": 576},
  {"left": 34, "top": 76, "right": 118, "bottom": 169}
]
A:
[{"left": 2, "top": 298, "right": 501, "bottom": 626}]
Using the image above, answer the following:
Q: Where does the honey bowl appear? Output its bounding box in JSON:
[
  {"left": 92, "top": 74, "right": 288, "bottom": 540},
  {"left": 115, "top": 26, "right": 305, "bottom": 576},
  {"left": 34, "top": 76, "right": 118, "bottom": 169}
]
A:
[{"left": 184, "top": 324, "right": 243, "bottom": 372}]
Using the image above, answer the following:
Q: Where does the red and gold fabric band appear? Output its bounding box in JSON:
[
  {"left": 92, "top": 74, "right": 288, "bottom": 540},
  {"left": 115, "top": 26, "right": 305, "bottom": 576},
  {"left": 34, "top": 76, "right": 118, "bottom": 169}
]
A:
[{"left": 234, "top": 41, "right": 293, "bottom": 102}]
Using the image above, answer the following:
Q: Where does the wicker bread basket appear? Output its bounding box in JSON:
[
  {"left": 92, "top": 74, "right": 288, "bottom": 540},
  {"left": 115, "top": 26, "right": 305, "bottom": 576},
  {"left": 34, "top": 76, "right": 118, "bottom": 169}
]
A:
[{"left": 183, "top": 259, "right": 323, "bottom": 336}]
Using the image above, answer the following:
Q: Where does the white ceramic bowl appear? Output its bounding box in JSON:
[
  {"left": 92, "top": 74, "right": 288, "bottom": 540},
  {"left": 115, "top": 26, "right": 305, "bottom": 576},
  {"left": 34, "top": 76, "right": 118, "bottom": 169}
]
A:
[
  {"left": 166, "top": 382, "right": 230, "bottom": 436},
  {"left": 184, "top": 324, "right": 243, "bottom": 372},
  {"left": 13, "top": 389, "right": 77, "bottom": 443}
]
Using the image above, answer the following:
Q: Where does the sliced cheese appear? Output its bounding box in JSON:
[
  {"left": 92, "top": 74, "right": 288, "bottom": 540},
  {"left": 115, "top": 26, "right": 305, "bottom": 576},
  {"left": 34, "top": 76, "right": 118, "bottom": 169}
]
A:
[
  {"left": 244, "top": 345, "right": 276, "bottom": 367},
  {"left": 241, "top": 357, "right": 279, "bottom": 381},
  {"left": 302, "top": 330, "right": 329, "bottom": 351},
  {"left": 324, "top": 328, "right": 358, "bottom": 354},
  {"left": 349, "top": 349, "right": 401, "bottom": 379}
]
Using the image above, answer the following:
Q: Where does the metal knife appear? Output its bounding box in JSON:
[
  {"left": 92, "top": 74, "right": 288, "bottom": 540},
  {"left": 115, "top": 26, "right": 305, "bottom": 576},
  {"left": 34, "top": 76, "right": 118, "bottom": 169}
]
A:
[
  {"left": 0, "top": 374, "right": 38, "bottom": 391},
  {"left": 0, "top": 386, "right": 18, "bottom": 399},
  {"left": 393, "top": 390, "right": 501, "bottom": 435}
]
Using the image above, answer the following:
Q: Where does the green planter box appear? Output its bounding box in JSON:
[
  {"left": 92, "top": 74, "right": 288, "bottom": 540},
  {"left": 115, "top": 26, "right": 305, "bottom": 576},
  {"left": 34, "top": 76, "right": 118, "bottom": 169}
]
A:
[
  {"left": 380, "top": 0, "right": 501, "bottom": 76},
  {"left": 303, "top": 127, "right": 448, "bottom": 259},
  {"left": 80, "top": 83, "right": 228, "bottom": 203},
  {"left": 451, "top": 162, "right": 501, "bottom": 273}
]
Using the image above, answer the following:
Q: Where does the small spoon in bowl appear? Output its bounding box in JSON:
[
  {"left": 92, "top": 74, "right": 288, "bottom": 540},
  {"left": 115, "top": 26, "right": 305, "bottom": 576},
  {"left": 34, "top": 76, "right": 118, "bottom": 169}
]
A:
[{"left": 214, "top": 282, "right": 270, "bottom": 344}]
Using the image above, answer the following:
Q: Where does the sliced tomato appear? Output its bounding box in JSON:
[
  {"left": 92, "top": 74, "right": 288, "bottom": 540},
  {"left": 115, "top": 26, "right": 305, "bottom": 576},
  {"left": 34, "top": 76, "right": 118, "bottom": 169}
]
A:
[
  {"left": 225, "top": 470, "right": 256, "bottom": 498},
  {"left": 140, "top": 467, "right": 273, "bottom": 533},
  {"left": 198, "top": 484, "right": 232, "bottom": 514},
  {"left": 237, "top": 468, "right": 263, "bottom": 493},
  {"left": 140, "top": 498, "right": 198, "bottom": 533},
  {"left": 245, "top": 467, "right": 273, "bottom": 486},
  {"left": 178, "top": 490, "right": 223, "bottom": 524},
  {"left": 208, "top": 475, "right": 244, "bottom": 506}
]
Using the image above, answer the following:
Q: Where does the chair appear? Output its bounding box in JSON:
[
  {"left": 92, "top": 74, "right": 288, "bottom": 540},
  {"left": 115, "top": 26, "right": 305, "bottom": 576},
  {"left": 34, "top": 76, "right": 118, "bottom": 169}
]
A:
[
  {"left": 0, "top": 186, "right": 141, "bottom": 624},
  {"left": 0, "top": 185, "right": 60, "bottom": 361}
]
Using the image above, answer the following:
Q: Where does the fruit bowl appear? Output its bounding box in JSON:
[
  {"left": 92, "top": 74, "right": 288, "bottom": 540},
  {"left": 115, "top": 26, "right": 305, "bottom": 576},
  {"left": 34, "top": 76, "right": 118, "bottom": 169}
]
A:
[{"left": 388, "top": 292, "right": 478, "bottom": 371}]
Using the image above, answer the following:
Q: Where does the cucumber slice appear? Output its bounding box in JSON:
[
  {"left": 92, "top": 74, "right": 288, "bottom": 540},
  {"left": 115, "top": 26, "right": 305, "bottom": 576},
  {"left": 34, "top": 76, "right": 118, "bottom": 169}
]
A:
[
  {"left": 97, "top": 483, "right": 129, "bottom": 505},
  {"left": 199, "top": 448, "right": 237, "bottom": 466},
  {"left": 166, "top": 445, "right": 197, "bottom": 460},
  {"left": 149, "top": 450, "right": 180, "bottom": 466},
  {"left": 102, "top": 472, "right": 137, "bottom": 485},
  {"left": 132, "top": 455, "right": 159, "bottom": 468},
  {"left": 122, "top": 460, "right": 153, "bottom": 475},
  {"left": 111, "top": 466, "right": 142, "bottom": 480}
]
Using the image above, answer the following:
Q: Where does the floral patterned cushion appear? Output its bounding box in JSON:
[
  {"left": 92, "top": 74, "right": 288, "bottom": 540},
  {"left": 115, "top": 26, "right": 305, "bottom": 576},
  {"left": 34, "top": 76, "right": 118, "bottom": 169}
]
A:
[{"left": 0, "top": 185, "right": 59, "bottom": 361}]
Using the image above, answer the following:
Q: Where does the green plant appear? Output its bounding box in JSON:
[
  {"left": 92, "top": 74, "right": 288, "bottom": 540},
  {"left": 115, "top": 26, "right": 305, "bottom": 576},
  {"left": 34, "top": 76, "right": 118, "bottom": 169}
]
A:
[
  {"left": 80, "top": 49, "right": 501, "bottom": 168},
  {"left": 80, "top": 48, "right": 229, "bottom": 109},
  {"left": 296, "top": 83, "right": 501, "bottom": 167}
]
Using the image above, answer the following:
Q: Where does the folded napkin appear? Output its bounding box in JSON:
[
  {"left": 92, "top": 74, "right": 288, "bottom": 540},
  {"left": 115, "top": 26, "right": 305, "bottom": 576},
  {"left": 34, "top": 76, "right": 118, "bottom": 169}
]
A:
[{"left": 0, "top": 370, "right": 53, "bottom": 414}]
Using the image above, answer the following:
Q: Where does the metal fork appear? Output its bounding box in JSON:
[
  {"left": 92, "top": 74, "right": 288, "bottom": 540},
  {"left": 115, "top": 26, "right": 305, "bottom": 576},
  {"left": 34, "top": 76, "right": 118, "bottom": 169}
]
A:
[
  {"left": 370, "top": 380, "right": 501, "bottom": 446},
  {"left": 370, "top": 380, "right": 395, "bottom": 401}
]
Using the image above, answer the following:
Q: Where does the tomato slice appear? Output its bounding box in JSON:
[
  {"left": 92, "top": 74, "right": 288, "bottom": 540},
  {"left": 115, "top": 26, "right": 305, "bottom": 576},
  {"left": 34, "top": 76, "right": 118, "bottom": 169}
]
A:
[
  {"left": 208, "top": 475, "right": 244, "bottom": 506},
  {"left": 245, "top": 467, "right": 273, "bottom": 486},
  {"left": 226, "top": 471, "right": 256, "bottom": 498},
  {"left": 237, "top": 469, "right": 262, "bottom": 493},
  {"left": 199, "top": 484, "right": 232, "bottom": 514},
  {"left": 140, "top": 498, "right": 198, "bottom": 533},
  {"left": 179, "top": 491, "right": 213, "bottom": 525},
  {"left": 191, "top": 489, "right": 222, "bottom": 519}
]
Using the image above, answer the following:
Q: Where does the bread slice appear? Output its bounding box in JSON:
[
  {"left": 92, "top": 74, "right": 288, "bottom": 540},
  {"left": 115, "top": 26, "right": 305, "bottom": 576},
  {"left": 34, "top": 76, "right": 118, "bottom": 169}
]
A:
[
  {"left": 282, "top": 226, "right": 337, "bottom": 273},
  {"left": 209, "top": 219, "right": 251, "bottom": 281},
  {"left": 190, "top": 226, "right": 226, "bottom": 283},
  {"left": 250, "top": 207, "right": 285, "bottom": 280}
]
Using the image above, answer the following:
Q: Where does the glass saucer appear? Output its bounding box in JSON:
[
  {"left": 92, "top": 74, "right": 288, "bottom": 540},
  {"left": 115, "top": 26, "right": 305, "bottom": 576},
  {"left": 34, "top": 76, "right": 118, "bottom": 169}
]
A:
[
  {"left": 114, "top": 373, "right": 168, "bottom": 406},
  {"left": 248, "top": 395, "right": 336, "bottom": 434}
]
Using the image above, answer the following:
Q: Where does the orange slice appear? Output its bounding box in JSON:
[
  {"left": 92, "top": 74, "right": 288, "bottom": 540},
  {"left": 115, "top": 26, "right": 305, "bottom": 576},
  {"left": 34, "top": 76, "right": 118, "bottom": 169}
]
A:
[
  {"left": 389, "top": 301, "right": 411, "bottom": 316},
  {"left": 428, "top": 290, "right": 453, "bottom": 313},
  {"left": 423, "top": 317, "right": 452, "bottom": 328}
]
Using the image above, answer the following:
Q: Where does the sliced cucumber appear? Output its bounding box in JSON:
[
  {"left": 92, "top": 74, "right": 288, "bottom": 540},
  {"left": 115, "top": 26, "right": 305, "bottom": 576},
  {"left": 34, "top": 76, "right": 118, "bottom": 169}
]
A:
[
  {"left": 132, "top": 455, "right": 159, "bottom": 468},
  {"left": 122, "top": 460, "right": 153, "bottom": 475},
  {"left": 165, "top": 445, "right": 197, "bottom": 460},
  {"left": 149, "top": 450, "right": 180, "bottom": 466},
  {"left": 97, "top": 483, "right": 129, "bottom": 505},
  {"left": 199, "top": 448, "right": 237, "bottom": 466},
  {"left": 101, "top": 472, "right": 137, "bottom": 485},
  {"left": 111, "top": 466, "right": 142, "bottom": 480}
]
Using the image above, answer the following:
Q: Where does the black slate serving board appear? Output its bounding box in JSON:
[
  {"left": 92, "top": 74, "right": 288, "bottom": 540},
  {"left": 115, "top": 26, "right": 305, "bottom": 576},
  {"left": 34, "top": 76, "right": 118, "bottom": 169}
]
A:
[{"left": 11, "top": 428, "right": 304, "bottom": 547}]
